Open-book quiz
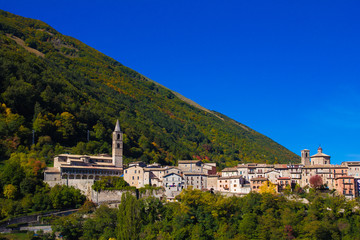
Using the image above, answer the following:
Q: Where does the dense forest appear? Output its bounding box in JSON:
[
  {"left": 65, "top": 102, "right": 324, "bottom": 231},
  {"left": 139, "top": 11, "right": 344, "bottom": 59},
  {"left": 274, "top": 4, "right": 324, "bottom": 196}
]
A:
[
  {"left": 0, "top": 9, "right": 299, "bottom": 168},
  {"left": 28, "top": 188, "right": 360, "bottom": 240}
]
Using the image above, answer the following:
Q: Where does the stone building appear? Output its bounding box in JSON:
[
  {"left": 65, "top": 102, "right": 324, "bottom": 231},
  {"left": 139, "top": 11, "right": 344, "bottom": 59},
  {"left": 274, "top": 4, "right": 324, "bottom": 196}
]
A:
[
  {"left": 183, "top": 172, "right": 208, "bottom": 190},
  {"left": 44, "top": 120, "right": 124, "bottom": 197},
  {"left": 163, "top": 173, "right": 185, "bottom": 200},
  {"left": 310, "top": 147, "right": 331, "bottom": 165}
]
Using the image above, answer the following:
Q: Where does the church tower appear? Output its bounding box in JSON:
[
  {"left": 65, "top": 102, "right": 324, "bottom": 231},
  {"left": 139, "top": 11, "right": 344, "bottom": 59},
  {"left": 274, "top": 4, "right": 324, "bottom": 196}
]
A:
[
  {"left": 301, "top": 149, "right": 310, "bottom": 165},
  {"left": 112, "top": 120, "right": 123, "bottom": 168}
]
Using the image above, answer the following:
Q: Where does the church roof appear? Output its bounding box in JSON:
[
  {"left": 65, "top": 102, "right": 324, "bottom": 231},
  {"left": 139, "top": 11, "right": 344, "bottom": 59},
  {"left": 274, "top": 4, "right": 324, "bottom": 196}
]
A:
[
  {"left": 311, "top": 152, "right": 330, "bottom": 158},
  {"left": 114, "top": 119, "right": 121, "bottom": 131},
  {"left": 311, "top": 146, "right": 330, "bottom": 158}
]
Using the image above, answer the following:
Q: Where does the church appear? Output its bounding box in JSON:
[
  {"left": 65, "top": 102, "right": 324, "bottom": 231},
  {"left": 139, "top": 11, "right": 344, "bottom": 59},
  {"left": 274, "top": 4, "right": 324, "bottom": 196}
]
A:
[{"left": 44, "top": 120, "right": 124, "bottom": 196}]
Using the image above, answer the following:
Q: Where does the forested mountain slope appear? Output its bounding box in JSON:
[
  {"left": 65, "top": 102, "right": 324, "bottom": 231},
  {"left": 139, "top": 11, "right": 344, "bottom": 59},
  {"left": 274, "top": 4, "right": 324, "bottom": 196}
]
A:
[{"left": 0, "top": 10, "right": 299, "bottom": 167}]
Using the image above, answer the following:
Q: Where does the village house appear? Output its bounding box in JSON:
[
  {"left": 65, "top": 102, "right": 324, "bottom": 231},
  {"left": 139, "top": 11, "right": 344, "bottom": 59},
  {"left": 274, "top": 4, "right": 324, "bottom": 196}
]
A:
[
  {"left": 183, "top": 172, "right": 208, "bottom": 190},
  {"left": 335, "top": 176, "right": 356, "bottom": 199},
  {"left": 250, "top": 177, "right": 268, "bottom": 193},
  {"left": 163, "top": 172, "right": 185, "bottom": 200},
  {"left": 217, "top": 175, "right": 250, "bottom": 194}
]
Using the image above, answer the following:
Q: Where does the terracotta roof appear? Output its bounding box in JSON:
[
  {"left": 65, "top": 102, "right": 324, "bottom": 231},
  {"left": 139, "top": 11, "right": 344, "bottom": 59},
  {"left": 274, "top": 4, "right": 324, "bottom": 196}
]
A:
[
  {"left": 219, "top": 175, "right": 244, "bottom": 180},
  {"left": 183, "top": 172, "right": 208, "bottom": 176},
  {"left": 250, "top": 177, "right": 268, "bottom": 181},
  {"left": 278, "top": 177, "right": 291, "bottom": 180},
  {"left": 335, "top": 176, "right": 354, "bottom": 179},
  {"left": 303, "top": 165, "right": 334, "bottom": 169},
  {"left": 274, "top": 164, "right": 288, "bottom": 169}
]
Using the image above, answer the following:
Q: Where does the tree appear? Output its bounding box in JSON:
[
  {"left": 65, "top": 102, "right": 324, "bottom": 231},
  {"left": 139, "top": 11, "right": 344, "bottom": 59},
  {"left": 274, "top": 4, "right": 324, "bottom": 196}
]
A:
[
  {"left": 259, "top": 181, "right": 277, "bottom": 194},
  {"left": 52, "top": 214, "right": 83, "bottom": 240},
  {"left": 117, "top": 192, "right": 141, "bottom": 240},
  {"left": 310, "top": 175, "right": 323, "bottom": 189},
  {"left": 3, "top": 184, "right": 17, "bottom": 199}
]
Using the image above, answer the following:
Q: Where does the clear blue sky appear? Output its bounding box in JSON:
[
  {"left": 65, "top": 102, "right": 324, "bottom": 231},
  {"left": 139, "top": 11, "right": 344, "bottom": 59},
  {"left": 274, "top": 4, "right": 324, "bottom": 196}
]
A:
[{"left": 2, "top": 0, "right": 360, "bottom": 164}]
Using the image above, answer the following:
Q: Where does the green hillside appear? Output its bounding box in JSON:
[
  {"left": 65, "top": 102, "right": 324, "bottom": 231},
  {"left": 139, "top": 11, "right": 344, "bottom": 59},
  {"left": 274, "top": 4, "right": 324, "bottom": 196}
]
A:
[{"left": 0, "top": 10, "right": 299, "bottom": 167}]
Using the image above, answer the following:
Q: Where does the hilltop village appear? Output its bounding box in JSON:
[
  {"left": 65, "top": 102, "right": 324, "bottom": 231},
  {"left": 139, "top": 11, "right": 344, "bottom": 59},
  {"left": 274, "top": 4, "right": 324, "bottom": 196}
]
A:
[{"left": 44, "top": 121, "right": 360, "bottom": 200}]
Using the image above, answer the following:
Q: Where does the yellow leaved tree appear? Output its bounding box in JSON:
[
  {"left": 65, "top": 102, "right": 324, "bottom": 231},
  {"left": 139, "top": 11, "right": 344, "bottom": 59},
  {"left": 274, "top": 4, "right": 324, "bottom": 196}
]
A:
[{"left": 259, "top": 180, "right": 277, "bottom": 194}]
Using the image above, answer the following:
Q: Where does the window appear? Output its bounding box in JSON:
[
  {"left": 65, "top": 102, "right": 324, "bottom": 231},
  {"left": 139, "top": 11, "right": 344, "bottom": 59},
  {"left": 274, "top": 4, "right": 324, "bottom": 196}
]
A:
[
  {"left": 137, "top": 176, "right": 139, "bottom": 180},
  {"left": 117, "top": 143, "right": 120, "bottom": 148},
  {"left": 135, "top": 170, "right": 136, "bottom": 173},
  {"left": 117, "top": 134, "right": 120, "bottom": 140},
  {"left": 132, "top": 176, "right": 134, "bottom": 180}
]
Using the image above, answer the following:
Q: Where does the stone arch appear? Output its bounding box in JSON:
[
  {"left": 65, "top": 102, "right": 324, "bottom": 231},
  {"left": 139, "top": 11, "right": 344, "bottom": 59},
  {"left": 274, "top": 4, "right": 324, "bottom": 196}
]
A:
[
  {"left": 82, "top": 175, "right": 87, "bottom": 179},
  {"left": 69, "top": 175, "right": 75, "bottom": 179},
  {"left": 62, "top": 174, "right": 68, "bottom": 179},
  {"left": 76, "top": 175, "right": 81, "bottom": 179},
  {"left": 88, "top": 175, "right": 94, "bottom": 179},
  {"left": 95, "top": 176, "right": 100, "bottom": 180}
]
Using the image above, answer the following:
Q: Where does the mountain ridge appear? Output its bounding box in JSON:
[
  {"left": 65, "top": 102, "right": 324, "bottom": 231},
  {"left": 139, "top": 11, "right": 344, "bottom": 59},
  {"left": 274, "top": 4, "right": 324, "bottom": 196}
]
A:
[{"left": 0, "top": 9, "right": 300, "bottom": 167}]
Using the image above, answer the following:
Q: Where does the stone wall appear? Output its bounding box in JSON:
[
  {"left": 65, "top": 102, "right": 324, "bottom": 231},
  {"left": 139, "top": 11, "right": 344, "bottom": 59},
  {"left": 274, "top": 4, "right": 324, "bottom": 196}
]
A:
[{"left": 91, "top": 188, "right": 165, "bottom": 206}]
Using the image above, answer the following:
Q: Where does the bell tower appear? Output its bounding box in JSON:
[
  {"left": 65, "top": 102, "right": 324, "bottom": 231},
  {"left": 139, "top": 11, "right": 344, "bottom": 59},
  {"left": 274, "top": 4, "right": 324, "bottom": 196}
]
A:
[
  {"left": 112, "top": 120, "right": 123, "bottom": 168},
  {"left": 301, "top": 149, "right": 310, "bottom": 165}
]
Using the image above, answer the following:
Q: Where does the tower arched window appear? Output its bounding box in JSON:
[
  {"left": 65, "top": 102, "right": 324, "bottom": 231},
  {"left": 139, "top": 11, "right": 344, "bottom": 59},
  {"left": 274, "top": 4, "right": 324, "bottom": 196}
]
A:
[
  {"left": 117, "top": 143, "right": 120, "bottom": 149},
  {"left": 117, "top": 134, "right": 120, "bottom": 140}
]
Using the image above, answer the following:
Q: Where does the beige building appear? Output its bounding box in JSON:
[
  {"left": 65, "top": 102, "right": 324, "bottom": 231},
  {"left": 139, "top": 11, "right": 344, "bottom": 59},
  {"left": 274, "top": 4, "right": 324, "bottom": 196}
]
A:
[
  {"left": 221, "top": 167, "right": 238, "bottom": 177},
  {"left": 123, "top": 164, "right": 145, "bottom": 188},
  {"left": 310, "top": 147, "right": 331, "bottom": 165},
  {"left": 217, "top": 176, "right": 249, "bottom": 194},
  {"left": 44, "top": 120, "right": 124, "bottom": 197},
  {"left": 207, "top": 175, "right": 219, "bottom": 191},
  {"left": 184, "top": 172, "right": 208, "bottom": 190}
]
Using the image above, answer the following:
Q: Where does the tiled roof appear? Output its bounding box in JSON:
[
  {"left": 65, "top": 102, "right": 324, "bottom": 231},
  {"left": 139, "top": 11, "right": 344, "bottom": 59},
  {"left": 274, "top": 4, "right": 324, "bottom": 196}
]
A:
[
  {"left": 178, "top": 160, "right": 202, "bottom": 164},
  {"left": 222, "top": 167, "right": 238, "bottom": 172},
  {"left": 250, "top": 177, "right": 268, "bottom": 181},
  {"left": 44, "top": 167, "right": 60, "bottom": 173},
  {"left": 278, "top": 177, "right": 291, "bottom": 180}
]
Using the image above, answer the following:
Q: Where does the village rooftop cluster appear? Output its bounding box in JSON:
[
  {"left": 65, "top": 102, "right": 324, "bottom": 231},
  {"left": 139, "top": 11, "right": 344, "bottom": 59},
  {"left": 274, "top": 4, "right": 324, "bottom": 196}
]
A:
[{"left": 44, "top": 121, "right": 360, "bottom": 201}]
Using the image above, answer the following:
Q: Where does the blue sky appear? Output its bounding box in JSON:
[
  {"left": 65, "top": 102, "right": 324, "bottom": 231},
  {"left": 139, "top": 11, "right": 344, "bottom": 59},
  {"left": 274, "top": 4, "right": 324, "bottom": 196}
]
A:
[{"left": 2, "top": 0, "right": 360, "bottom": 164}]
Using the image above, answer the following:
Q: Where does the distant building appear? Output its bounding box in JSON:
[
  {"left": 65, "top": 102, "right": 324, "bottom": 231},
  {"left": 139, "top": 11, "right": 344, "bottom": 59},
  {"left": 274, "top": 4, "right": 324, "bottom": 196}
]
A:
[
  {"left": 44, "top": 120, "right": 124, "bottom": 197},
  {"left": 335, "top": 176, "right": 356, "bottom": 199}
]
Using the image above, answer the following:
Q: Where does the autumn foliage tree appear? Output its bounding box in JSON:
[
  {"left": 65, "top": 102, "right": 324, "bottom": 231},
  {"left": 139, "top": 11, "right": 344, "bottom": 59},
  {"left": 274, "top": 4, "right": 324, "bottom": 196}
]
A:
[
  {"left": 309, "top": 175, "right": 323, "bottom": 189},
  {"left": 259, "top": 180, "right": 277, "bottom": 194}
]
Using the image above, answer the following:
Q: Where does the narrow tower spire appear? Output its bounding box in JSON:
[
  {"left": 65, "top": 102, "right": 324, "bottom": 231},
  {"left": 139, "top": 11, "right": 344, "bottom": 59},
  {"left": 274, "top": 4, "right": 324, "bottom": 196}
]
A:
[
  {"left": 112, "top": 120, "right": 123, "bottom": 168},
  {"left": 114, "top": 119, "right": 121, "bottom": 132}
]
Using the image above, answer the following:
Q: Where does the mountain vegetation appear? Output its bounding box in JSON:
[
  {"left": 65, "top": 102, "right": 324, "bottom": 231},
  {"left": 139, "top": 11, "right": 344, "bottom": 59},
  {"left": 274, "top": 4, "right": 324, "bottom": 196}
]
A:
[
  {"left": 0, "top": 9, "right": 299, "bottom": 168},
  {"left": 48, "top": 189, "right": 360, "bottom": 240}
]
